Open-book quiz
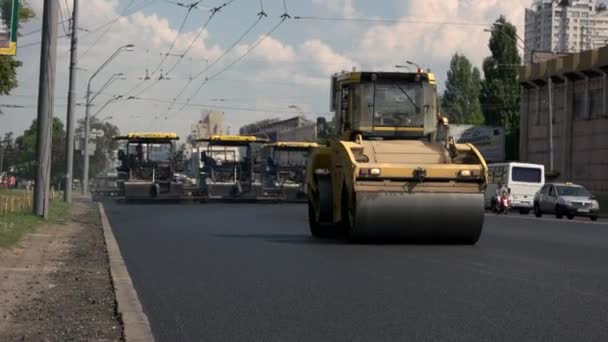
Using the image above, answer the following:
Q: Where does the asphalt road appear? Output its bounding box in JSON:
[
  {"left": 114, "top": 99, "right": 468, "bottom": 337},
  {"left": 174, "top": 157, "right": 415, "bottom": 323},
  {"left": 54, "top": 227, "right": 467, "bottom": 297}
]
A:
[{"left": 103, "top": 201, "right": 608, "bottom": 342}]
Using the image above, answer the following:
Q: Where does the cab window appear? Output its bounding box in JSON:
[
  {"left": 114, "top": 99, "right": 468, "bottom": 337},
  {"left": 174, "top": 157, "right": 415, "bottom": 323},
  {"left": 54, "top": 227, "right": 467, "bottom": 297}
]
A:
[{"left": 548, "top": 186, "right": 556, "bottom": 197}]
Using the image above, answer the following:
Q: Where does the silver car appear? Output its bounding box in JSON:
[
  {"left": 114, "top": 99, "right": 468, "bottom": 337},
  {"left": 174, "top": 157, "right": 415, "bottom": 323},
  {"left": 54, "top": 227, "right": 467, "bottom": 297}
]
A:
[{"left": 533, "top": 183, "right": 600, "bottom": 221}]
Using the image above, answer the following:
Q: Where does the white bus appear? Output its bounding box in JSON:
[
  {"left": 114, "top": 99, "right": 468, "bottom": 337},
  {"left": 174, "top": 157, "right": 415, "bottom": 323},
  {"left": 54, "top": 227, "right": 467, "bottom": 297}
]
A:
[{"left": 485, "top": 162, "right": 545, "bottom": 214}]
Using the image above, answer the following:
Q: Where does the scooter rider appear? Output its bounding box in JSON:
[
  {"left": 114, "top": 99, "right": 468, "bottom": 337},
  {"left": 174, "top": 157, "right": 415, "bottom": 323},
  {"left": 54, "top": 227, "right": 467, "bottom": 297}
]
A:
[{"left": 496, "top": 182, "right": 510, "bottom": 212}]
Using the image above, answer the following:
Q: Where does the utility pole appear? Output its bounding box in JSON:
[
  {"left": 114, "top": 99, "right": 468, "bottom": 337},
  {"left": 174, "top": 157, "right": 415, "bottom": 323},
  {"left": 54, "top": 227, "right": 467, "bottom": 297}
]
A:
[
  {"left": 64, "top": 0, "right": 79, "bottom": 204},
  {"left": 34, "top": 0, "right": 59, "bottom": 218}
]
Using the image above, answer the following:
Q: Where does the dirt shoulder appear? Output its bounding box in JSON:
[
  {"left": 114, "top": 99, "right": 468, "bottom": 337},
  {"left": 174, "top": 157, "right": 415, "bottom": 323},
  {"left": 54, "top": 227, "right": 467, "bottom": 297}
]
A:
[{"left": 0, "top": 198, "right": 122, "bottom": 341}]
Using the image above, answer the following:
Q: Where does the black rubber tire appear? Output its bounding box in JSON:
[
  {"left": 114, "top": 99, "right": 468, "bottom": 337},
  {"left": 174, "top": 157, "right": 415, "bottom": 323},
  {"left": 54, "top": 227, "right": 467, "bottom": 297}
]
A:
[
  {"left": 555, "top": 205, "right": 563, "bottom": 219},
  {"left": 341, "top": 186, "right": 356, "bottom": 240},
  {"left": 534, "top": 204, "right": 542, "bottom": 218},
  {"left": 316, "top": 176, "right": 334, "bottom": 224},
  {"left": 567, "top": 214, "right": 574, "bottom": 220},
  {"left": 590, "top": 216, "right": 598, "bottom": 222},
  {"left": 308, "top": 199, "right": 341, "bottom": 238},
  {"left": 308, "top": 176, "right": 341, "bottom": 239}
]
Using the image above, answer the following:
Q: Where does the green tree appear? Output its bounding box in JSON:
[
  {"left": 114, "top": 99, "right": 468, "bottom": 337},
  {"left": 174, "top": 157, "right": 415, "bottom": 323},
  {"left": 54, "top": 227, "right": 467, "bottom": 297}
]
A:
[
  {"left": 73, "top": 117, "right": 121, "bottom": 179},
  {"left": 14, "top": 117, "right": 66, "bottom": 186},
  {"left": 441, "top": 53, "right": 484, "bottom": 125},
  {"left": 1, "top": 132, "right": 16, "bottom": 173},
  {"left": 481, "top": 16, "right": 522, "bottom": 160},
  {"left": 0, "top": 0, "right": 35, "bottom": 95},
  {"left": 480, "top": 16, "right": 521, "bottom": 131}
]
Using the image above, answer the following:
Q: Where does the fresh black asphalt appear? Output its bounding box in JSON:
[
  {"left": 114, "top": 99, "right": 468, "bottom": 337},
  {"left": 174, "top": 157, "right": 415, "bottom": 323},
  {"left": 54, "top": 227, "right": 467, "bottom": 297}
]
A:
[{"left": 103, "top": 201, "right": 608, "bottom": 342}]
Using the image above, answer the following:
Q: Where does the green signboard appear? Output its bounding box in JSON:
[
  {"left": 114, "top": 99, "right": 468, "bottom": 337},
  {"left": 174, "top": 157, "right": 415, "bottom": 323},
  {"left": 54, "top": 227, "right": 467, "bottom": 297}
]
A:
[{"left": 0, "top": 0, "right": 19, "bottom": 56}]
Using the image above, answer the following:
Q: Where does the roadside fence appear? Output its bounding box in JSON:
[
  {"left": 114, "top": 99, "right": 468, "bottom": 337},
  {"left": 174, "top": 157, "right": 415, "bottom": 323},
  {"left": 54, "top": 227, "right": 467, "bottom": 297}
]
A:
[{"left": 0, "top": 187, "right": 61, "bottom": 217}]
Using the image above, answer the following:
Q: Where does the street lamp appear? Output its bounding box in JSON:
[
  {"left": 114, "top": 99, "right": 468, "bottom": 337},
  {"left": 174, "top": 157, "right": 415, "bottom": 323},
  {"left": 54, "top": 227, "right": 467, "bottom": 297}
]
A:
[
  {"left": 395, "top": 64, "right": 414, "bottom": 70},
  {"left": 396, "top": 61, "right": 423, "bottom": 71},
  {"left": 90, "top": 73, "right": 126, "bottom": 104},
  {"left": 92, "top": 96, "right": 123, "bottom": 119},
  {"left": 82, "top": 44, "right": 134, "bottom": 194},
  {"left": 485, "top": 25, "right": 554, "bottom": 173}
]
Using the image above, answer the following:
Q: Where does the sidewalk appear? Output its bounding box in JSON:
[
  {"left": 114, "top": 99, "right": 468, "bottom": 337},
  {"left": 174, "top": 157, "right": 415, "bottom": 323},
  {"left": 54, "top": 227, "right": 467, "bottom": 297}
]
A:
[{"left": 0, "top": 198, "right": 122, "bottom": 341}]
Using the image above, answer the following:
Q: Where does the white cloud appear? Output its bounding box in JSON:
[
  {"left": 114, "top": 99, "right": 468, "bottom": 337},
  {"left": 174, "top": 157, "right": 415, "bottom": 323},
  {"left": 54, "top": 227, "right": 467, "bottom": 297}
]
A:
[
  {"left": 250, "top": 36, "right": 295, "bottom": 63},
  {"left": 351, "top": 0, "right": 530, "bottom": 88},
  {"left": 298, "top": 39, "right": 357, "bottom": 75}
]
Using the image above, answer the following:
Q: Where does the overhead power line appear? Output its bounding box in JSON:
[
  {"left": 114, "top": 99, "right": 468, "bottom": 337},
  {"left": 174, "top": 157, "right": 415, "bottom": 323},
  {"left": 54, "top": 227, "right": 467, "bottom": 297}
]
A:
[
  {"left": 80, "top": 0, "right": 156, "bottom": 58},
  {"left": 129, "top": 0, "right": 238, "bottom": 98},
  {"left": 20, "top": 18, "right": 71, "bottom": 37},
  {"left": 166, "top": 7, "right": 267, "bottom": 112},
  {"left": 163, "top": 0, "right": 238, "bottom": 76},
  {"left": 19, "top": 0, "right": 159, "bottom": 49},
  {"left": 177, "top": 15, "right": 288, "bottom": 112}
]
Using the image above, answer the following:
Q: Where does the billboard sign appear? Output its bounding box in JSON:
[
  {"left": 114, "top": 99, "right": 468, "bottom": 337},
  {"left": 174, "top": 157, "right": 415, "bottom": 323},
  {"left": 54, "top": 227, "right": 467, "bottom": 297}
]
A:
[
  {"left": 0, "top": 0, "right": 19, "bottom": 55},
  {"left": 449, "top": 124, "right": 506, "bottom": 163}
]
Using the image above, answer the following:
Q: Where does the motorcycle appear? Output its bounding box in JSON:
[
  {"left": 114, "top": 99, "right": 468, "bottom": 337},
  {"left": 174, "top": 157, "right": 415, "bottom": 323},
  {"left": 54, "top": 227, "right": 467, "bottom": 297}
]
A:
[{"left": 495, "top": 193, "right": 510, "bottom": 215}]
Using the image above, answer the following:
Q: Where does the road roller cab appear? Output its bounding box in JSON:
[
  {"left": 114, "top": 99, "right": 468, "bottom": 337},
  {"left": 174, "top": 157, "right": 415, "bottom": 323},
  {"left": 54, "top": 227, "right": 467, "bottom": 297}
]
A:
[{"left": 306, "top": 70, "right": 488, "bottom": 243}]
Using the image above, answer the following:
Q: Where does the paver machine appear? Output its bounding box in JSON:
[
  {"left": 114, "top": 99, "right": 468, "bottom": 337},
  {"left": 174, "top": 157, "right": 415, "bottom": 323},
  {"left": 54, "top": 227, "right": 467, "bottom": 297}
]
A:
[
  {"left": 260, "top": 141, "right": 319, "bottom": 202},
  {"left": 91, "top": 172, "right": 120, "bottom": 201},
  {"left": 196, "top": 135, "right": 269, "bottom": 201},
  {"left": 114, "top": 132, "right": 185, "bottom": 200},
  {"left": 306, "top": 70, "right": 488, "bottom": 243}
]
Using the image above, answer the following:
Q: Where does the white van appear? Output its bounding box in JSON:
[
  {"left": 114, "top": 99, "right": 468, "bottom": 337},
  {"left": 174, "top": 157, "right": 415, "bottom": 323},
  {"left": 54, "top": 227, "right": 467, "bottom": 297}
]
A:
[{"left": 485, "top": 162, "right": 545, "bottom": 214}]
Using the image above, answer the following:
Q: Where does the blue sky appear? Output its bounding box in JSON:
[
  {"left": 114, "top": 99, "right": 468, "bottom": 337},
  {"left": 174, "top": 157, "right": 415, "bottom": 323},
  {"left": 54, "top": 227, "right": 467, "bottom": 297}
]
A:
[{"left": 1, "top": 0, "right": 530, "bottom": 138}]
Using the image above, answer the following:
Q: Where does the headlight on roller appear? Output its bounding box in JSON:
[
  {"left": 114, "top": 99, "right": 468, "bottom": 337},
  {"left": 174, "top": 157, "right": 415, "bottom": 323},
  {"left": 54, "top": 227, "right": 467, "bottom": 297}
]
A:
[
  {"left": 459, "top": 170, "right": 471, "bottom": 177},
  {"left": 359, "top": 168, "right": 381, "bottom": 177}
]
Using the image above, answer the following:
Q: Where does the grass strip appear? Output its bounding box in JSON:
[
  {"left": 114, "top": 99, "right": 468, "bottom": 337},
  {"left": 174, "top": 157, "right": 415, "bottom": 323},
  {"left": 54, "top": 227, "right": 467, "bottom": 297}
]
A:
[{"left": 0, "top": 201, "right": 70, "bottom": 248}]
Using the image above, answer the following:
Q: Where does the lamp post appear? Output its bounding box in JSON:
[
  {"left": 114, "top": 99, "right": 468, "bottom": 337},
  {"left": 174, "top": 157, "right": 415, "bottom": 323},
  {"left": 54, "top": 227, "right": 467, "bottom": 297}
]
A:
[
  {"left": 82, "top": 44, "right": 134, "bottom": 194},
  {"left": 90, "top": 73, "right": 125, "bottom": 104}
]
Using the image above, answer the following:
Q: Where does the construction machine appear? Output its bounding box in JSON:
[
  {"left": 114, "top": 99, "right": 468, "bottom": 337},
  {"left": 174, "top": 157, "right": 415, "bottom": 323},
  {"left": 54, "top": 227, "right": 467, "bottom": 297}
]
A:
[
  {"left": 196, "top": 135, "right": 269, "bottom": 201},
  {"left": 91, "top": 171, "right": 120, "bottom": 201},
  {"left": 306, "top": 70, "right": 488, "bottom": 243},
  {"left": 114, "top": 132, "right": 184, "bottom": 200},
  {"left": 260, "top": 141, "right": 319, "bottom": 202}
]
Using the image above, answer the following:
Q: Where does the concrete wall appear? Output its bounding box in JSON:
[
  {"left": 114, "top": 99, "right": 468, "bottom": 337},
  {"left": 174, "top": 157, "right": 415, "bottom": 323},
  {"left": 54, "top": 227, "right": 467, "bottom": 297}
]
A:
[{"left": 520, "top": 47, "right": 608, "bottom": 205}]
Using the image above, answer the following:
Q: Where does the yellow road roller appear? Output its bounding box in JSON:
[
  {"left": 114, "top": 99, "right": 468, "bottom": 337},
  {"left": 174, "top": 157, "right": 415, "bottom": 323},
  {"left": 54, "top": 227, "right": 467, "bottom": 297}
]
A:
[{"left": 306, "top": 70, "right": 488, "bottom": 243}]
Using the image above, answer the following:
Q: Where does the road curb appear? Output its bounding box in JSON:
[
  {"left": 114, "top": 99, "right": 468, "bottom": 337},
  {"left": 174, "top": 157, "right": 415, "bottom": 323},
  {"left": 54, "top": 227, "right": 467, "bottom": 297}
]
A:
[{"left": 98, "top": 203, "right": 154, "bottom": 342}]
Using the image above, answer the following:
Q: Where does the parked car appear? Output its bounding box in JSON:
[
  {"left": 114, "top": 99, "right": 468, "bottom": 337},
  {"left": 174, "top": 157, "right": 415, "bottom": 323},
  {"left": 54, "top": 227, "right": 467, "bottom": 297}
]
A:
[{"left": 533, "top": 183, "right": 600, "bottom": 221}]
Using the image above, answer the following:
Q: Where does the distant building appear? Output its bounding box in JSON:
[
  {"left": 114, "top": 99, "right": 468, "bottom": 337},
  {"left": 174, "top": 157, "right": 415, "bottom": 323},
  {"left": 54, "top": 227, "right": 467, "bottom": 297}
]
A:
[
  {"left": 239, "top": 115, "right": 315, "bottom": 141},
  {"left": 524, "top": 0, "right": 608, "bottom": 64},
  {"left": 190, "top": 111, "right": 225, "bottom": 143},
  {"left": 519, "top": 46, "right": 608, "bottom": 203}
]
